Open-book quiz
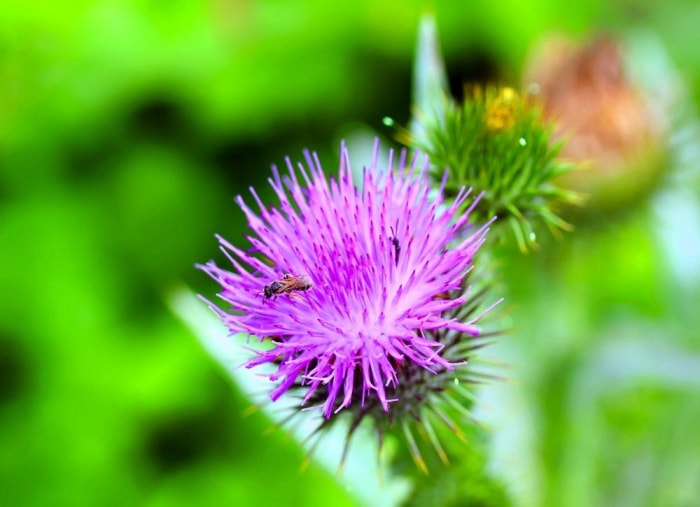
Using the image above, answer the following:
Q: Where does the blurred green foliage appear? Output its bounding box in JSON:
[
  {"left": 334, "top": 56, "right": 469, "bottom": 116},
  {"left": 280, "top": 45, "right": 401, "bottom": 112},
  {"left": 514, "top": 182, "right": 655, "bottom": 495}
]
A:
[{"left": 1, "top": 1, "right": 699, "bottom": 506}]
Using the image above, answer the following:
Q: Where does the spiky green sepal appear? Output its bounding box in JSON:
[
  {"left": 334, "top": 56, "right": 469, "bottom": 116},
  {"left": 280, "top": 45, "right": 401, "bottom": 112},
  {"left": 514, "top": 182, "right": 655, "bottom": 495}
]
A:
[{"left": 273, "top": 263, "right": 506, "bottom": 481}]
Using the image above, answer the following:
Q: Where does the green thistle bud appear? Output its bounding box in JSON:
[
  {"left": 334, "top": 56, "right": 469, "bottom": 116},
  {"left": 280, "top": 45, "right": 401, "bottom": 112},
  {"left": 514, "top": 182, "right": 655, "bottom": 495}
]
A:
[
  {"left": 402, "top": 85, "right": 582, "bottom": 253},
  {"left": 401, "top": 13, "right": 582, "bottom": 253}
]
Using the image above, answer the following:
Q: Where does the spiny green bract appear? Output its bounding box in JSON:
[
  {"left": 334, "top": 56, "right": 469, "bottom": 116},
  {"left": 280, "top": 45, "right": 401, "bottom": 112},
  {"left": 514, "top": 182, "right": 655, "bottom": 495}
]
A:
[
  {"left": 293, "top": 266, "right": 505, "bottom": 476},
  {"left": 403, "top": 86, "right": 582, "bottom": 252}
]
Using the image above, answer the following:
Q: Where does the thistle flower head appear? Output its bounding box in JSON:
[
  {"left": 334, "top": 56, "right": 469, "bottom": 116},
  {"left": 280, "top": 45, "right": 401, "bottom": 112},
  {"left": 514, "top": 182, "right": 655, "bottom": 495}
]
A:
[{"left": 199, "top": 140, "right": 492, "bottom": 421}]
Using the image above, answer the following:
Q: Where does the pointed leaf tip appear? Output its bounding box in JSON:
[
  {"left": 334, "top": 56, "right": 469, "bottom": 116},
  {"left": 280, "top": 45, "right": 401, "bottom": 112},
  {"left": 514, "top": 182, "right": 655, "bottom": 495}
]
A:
[{"left": 410, "top": 12, "right": 450, "bottom": 145}]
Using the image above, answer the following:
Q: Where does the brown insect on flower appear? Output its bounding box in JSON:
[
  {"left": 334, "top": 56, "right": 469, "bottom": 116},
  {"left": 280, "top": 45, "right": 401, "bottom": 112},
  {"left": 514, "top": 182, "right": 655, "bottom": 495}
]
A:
[{"left": 261, "top": 273, "right": 313, "bottom": 300}]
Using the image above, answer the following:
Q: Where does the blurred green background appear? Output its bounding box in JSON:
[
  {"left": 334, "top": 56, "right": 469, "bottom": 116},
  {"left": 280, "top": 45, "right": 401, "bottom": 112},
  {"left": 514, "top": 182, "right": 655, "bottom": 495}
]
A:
[{"left": 1, "top": 1, "right": 699, "bottom": 506}]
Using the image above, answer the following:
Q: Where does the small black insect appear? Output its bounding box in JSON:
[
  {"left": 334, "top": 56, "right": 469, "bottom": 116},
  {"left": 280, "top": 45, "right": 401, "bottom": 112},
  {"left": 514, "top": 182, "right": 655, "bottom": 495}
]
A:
[{"left": 389, "top": 222, "right": 401, "bottom": 267}]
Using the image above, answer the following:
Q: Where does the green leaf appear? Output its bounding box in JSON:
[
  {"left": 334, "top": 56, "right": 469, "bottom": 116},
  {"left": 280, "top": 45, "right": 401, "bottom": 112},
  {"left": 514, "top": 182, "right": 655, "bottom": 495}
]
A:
[{"left": 409, "top": 12, "right": 449, "bottom": 147}]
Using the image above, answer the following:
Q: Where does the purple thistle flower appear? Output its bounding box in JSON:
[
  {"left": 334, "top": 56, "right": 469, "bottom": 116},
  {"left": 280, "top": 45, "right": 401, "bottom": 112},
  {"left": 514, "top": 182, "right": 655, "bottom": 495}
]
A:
[{"left": 198, "top": 140, "right": 493, "bottom": 420}]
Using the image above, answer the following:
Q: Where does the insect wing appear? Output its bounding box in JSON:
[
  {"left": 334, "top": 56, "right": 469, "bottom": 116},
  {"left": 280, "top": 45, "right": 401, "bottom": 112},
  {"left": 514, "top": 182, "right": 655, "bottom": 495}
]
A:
[{"left": 279, "top": 274, "right": 312, "bottom": 292}]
